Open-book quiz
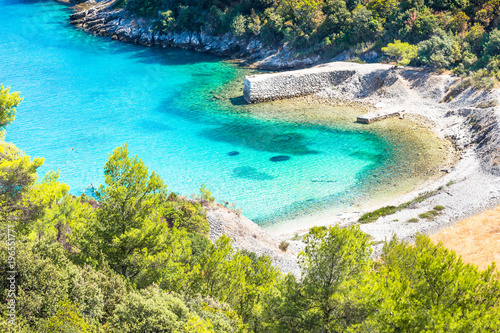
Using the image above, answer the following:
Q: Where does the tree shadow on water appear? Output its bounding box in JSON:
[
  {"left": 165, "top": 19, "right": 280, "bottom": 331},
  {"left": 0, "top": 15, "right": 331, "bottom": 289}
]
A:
[{"left": 128, "top": 45, "right": 225, "bottom": 67}]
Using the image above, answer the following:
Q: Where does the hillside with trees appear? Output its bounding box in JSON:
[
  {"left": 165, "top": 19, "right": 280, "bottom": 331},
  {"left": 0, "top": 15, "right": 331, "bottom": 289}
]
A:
[
  {"left": 2, "top": 85, "right": 500, "bottom": 331},
  {"left": 111, "top": 0, "right": 500, "bottom": 85}
]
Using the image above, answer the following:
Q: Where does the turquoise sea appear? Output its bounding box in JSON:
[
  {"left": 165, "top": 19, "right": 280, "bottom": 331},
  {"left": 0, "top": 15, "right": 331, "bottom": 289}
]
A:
[{"left": 0, "top": 0, "right": 394, "bottom": 224}]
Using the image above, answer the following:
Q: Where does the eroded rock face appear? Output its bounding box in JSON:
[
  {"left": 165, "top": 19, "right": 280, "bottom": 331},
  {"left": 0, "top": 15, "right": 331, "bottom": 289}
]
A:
[
  {"left": 206, "top": 205, "right": 300, "bottom": 276},
  {"left": 464, "top": 105, "right": 500, "bottom": 175}
]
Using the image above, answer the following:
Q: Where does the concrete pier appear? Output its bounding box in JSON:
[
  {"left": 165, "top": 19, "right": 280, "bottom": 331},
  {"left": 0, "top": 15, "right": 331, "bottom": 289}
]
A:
[{"left": 356, "top": 111, "right": 401, "bottom": 124}]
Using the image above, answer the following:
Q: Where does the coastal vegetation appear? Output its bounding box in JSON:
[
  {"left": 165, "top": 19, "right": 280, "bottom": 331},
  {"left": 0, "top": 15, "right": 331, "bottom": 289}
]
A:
[
  {"left": 2, "top": 87, "right": 500, "bottom": 332},
  {"left": 358, "top": 188, "right": 444, "bottom": 223},
  {"left": 114, "top": 0, "right": 500, "bottom": 83}
]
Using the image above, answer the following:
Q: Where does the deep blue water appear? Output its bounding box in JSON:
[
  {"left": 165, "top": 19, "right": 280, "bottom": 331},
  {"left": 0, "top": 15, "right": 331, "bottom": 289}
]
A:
[{"left": 0, "top": 0, "right": 391, "bottom": 224}]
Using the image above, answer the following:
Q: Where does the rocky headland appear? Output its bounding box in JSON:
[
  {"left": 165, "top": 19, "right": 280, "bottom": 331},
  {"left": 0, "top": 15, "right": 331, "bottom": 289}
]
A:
[{"left": 67, "top": 0, "right": 366, "bottom": 70}]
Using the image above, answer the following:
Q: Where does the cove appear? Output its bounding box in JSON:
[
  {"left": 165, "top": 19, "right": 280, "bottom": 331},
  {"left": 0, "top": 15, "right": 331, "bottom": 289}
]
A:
[{"left": 1, "top": 0, "right": 394, "bottom": 224}]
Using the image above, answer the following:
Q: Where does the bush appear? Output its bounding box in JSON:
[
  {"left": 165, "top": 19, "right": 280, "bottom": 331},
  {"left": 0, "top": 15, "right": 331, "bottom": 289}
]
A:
[
  {"left": 158, "top": 10, "right": 176, "bottom": 32},
  {"left": 465, "top": 23, "right": 486, "bottom": 54},
  {"left": 199, "top": 182, "right": 215, "bottom": 204},
  {"left": 477, "top": 100, "right": 498, "bottom": 108},
  {"left": 110, "top": 286, "right": 190, "bottom": 332},
  {"left": 231, "top": 14, "right": 248, "bottom": 37},
  {"left": 279, "top": 241, "right": 290, "bottom": 251},
  {"left": 382, "top": 40, "right": 418, "bottom": 65},
  {"left": 417, "top": 32, "right": 456, "bottom": 68},
  {"left": 483, "top": 29, "right": 500, "bottom": 58},
  {"left": 418, "top": 209, "right": 439, "bottom": 220},
  {"left": 359, "top": 206, "right": 398, "bottom": 223}
]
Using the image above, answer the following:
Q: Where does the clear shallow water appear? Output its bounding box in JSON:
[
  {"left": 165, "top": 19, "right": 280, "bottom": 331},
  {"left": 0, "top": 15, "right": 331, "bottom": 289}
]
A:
[{"left": 0, "top": 0, "right": 393, "bottom": 224}]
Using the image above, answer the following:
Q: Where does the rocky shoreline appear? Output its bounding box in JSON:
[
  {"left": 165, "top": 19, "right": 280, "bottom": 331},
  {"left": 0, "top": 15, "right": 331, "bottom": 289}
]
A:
[{"left": 68, "top": 0, "right": 326, "bottom": 70}]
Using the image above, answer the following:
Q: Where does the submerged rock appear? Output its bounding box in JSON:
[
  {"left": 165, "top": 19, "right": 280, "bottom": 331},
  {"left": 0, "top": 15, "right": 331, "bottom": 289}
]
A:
[{"left": 270, "top": 155, "right": 290, "bottom": 162}]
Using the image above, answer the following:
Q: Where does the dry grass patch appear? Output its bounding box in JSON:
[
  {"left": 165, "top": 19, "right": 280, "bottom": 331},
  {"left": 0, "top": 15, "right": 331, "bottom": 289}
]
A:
[{"left": 431, "top": 205, "right": 500, "bottom": 271}]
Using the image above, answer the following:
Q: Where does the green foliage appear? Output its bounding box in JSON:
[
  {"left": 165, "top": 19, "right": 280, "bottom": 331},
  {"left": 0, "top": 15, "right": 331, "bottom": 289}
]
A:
[
  {"left": 398, "top": 189, "right": 439, "bottom": 209},
  {"left": 158, "top": 10, "right": 176, "bottom": 31},
  {"left": 267, "top": 225, "right": 372, "bottom": 332},
  {"left": 346, "top": 57, "right": 366, "bottom": 64},
  {"left": 91, "top": 144, "right": 170, "bottom": 274},
  {"left": 110, "top": 285, "right": 190, "bottom": 332},
  {"left": 448, "top": 11, "right": 469, "bottom": 34},
  {"left": 418, "top": 31, "right": 457, "bottom": 68},
  {"left": 279, "top": 240, "right": 289, "bottom": 251},
  {"left": 231, "top": 14, "right": 248, "bottom": 37},
  {"left": 367, "top": 0, "right": 398, "bottom": 20},
  {"left": 408, "top": 217, "right": 419, "bottom": 222},
  {"left": 36, "top": 194, "right": 94, "bottom": 243},
  {"left": 299, "top": 225, "right": 372, "bottom": 305},
  {"left": 199, "top": 182, "right": 215, "bottom": 204},
  {"left": 382, "top": 40, "right": 418, "bottom": 65},
  {"left": 358, "top": 205, "right": 398, "bottom": 223},
  {"left": 477, "top": 99, "right": 499, "bottom": 108},
  {"left": 111, "top": 286, "right": 247, "bottom": 332},
  {"left": 366, "top": 235, "right": 500, "bottom": 331},
  {"left": 188, "top": 235, "right": 279, "bottom": 324},
  {"left": 183, "top": 295, "right": 247, "bottom": 333},
  {"left": 164, "top": 199, "right": 209, "bottom": 235},
  {"left": 346, "top": 5, "right": 382, "bottom": 44},
  {"left": 0, "top": 141, "right": 43, "bottom": 230},
  {"left": 0, "top": 84, "right": 22, "bottom": 131},
  {"left": 0, "top": 317, "right": 34, "bottom": 333},
  {"left": 418, "top": 209, "right": 440, "bottom": 219},
  {"left": 95, "top": 144, "right": 168, "bottom": 238},
  {"left": 484, "top": 28, "right": 500, "bottom": 57},
  {"left": 0, "top": 141, "right": 70, "bottom": 235},
  {"left": 0, "top": 238, "right": 127, "bottom": 328},
  {"left": 37, "top": 300, "right": 93, "bottom": 333}
]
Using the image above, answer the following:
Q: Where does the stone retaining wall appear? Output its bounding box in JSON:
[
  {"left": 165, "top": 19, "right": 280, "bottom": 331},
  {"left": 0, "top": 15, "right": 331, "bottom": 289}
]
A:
[{"left": 243, "top": 67, "right": 356, "bottom": 103}]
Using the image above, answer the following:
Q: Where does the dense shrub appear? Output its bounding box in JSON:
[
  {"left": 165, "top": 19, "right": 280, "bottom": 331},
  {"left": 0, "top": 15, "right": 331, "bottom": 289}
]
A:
[
  {"left": 417, "top": 31, "right": 456, "bottom": 68},
  {"left": 382, "top": 39, "right": 418, "bottom": 65}
]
